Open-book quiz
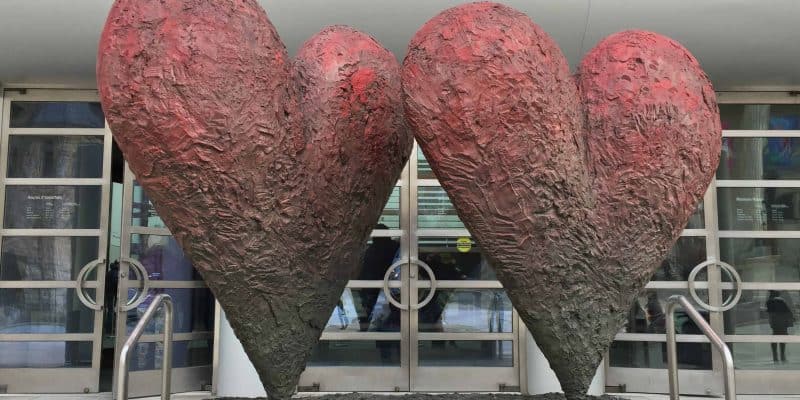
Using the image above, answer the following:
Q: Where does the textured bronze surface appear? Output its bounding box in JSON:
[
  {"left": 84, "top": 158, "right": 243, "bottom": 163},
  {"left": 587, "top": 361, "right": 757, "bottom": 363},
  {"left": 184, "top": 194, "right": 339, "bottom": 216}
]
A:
[
  {"left": 402, "top": 3, "right": 721, "bottom": 397},
  {"left": 97, "top": 1, "right": 411, "bottom": 398}
]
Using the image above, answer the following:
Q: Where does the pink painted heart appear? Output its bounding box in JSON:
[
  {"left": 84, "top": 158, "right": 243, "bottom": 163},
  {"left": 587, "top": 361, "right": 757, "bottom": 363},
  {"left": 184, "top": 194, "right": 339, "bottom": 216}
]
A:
[
  {"left": 97, "top": 0, "right": 411, "bottom": 398},
  {"left": 402, "top": 2, "right": 721, "bottom": 397}
]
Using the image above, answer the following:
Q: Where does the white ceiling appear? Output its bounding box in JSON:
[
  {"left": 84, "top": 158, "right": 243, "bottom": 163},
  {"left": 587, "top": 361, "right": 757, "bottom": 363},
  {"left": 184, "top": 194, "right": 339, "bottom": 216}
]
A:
[{"left": 0, "top": 0, "right": 797, "bottom": 90}]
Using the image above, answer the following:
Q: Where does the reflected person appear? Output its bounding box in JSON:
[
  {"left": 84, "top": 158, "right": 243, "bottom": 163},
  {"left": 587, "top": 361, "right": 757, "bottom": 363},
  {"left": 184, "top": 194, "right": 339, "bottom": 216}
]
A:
[{"left": 766, "top": 290, "right": 795, "bottom": 363}]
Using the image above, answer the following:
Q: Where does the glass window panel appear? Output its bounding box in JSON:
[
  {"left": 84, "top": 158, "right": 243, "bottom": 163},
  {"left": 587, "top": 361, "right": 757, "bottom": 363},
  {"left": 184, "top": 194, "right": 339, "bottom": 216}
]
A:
[
  {"left": 418, "top": 186, "right": 464, "bottom": 229},
  {"left": 307, "top": 340, "right": 400, "bottom": 366},
  {"left": 719, "top": 104, "right": 800, "bottom": 130},
  {"left": 418, "top": 340, "right": 513, "bottom": 367},
  {"left": 721, "top": 238, "right": 800, "bottom": 282},
  {"left": 718, "top": 137, "right": 800, "bottom": 180},
  {"left": 10, "top": 101, "right": 105, "bottom": 128},
  {"left": 7, "top": 135, "right": 104, "bottom": 178},
  {"left": 128, "top": 234, "right": 201, "bottom": 281},
  {"left": 686, "top": 201, "right": 705, "bottom": 229},
  {"left": 729, "top": 342, "right": 800, "bottom": 369},
  {"left": 324, "top": 288, "right": 400, "bottom": 333},
  {"left": 417, "top": 147, "right": 436, "bottom": 180},
  {"left": 620, "top": 289, "right": 708, "bottom": 334},
  {"left": 717, "top": 187, "right": 800, "bottom": 231},
  {"left": 609, "top": 341, "right": 712, "bottom": 370},
  {"left": 417, "top": 289, "right": 512, "bottom": 333},
  {"left": 0, "top": 288, "right": 95, "bottom": 333},
  {"left": 124, "top": 288, "right": 214, "bottom": 335},
  {"left": 360, "top": 237, "right": 401, "bottom": 281},
  {"left": 724, "top": 290, "right": 798, "bottom": 336},
  {"left": 129, "top": 339, "right": 213, "bottom": 371},
  {"left": 4, "top": 185, "right": 102, "bottom": 229},
  {"left": 131, "top": 182, "right": 165, "bottom": 228},
  {"left": 0, "top": 236, "right": 99, "bottom": 281},
  {"left": 418, "top": 237, "right": 497, "bottom": 280},
  {"left": 650, "top": 236, "right": 707, "bottom": 282},
  {"left": 376, "top": 187, "right": 401, "bottom": 229},
  {"left": 0, "top": 341, "right": 92, "bottom": 368}
]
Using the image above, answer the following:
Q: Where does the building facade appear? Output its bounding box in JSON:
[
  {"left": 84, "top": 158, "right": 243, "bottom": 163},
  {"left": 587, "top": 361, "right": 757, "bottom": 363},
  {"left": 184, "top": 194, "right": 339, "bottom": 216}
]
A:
[{"left": 0, "top": 0, "right": 798, "bottom": 398}]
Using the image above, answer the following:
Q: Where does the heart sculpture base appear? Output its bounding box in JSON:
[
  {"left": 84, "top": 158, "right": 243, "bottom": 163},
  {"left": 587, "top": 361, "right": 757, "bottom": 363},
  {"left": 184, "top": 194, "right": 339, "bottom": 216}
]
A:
[{"left": 214, "top": 394, "right": 626, "bottom": 400}]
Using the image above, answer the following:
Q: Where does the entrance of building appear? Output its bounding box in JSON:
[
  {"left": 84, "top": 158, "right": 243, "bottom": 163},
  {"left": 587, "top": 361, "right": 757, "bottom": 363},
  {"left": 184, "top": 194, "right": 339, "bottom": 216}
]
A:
[
  {"left": 0, "top": 89, "right": 214, "bottom": 395},
  {"left": 298, "top": 147, "right": 523, "bottom": 392}
]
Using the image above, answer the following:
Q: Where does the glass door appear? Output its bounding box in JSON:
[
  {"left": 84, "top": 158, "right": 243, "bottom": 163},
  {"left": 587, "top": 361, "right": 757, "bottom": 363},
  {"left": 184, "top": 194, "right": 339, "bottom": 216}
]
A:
[
  {"left": 0, "top": 90, "right": 112, "bottom": 393},
  {"left": 114, "top": 164, "right": 215, "bottom": 397},
  {"left": 299, "top": 144, "right": 522, "bottom": 392}
]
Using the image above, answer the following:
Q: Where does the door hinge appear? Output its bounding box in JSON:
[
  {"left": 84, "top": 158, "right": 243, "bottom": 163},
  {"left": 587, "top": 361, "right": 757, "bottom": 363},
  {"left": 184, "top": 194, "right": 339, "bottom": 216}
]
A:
[
  {"left": 297, "top": 382, "right": 320, "bottom": 392},
  {"left": 498, "top": 383, "right": 520, "bottom": 392}
]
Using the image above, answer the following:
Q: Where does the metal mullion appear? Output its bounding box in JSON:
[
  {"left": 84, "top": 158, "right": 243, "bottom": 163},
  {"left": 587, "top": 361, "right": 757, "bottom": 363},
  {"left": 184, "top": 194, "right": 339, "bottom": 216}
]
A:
[
  {"left": 716, "top": 179, "right": 800, "bottom": 187},
  {"left": 614, "top": 333, "right": 710, "bottom": 343},
  {"left": 347, "top": 280, "right": 401, "bottom": 289},
  {"left": 718, "top": 230, "right": 800, "bottom": 238},
  {"left": 416, "top": 280, "right": 504, "bottom": 289},
  {"left": 138, "top": 331, "right": 214, "bottom": 343},
  {"left": 735, "top": 282, "right": 800, "bottom": 290},
  {"left": 0, "top": 333, "right": 96, "bottom": 341},
  {"left": 406, "top": 143, "right": 418, "bottom": 391},
  {"left": 645, "top": 281, "right": 709, "bottom": 290},
  {"left": 320, "top": 332, "right": 402, "bottom": 341},
  {"left": 0, "top": 93, "right": 12, "bottom": 293},
  {"left": 4, "top": 178, "right": 104, "bottom": 186},
  {"left": 129, "top": 225, "right": 172, "bottom": 236},
  {"left": 370, "top": 228, "right": 403, "bottom": 238},
  {"left": 723, "top": 335, "right": 800, "bottom": 343},
  {"left": 681, "top": 229, "right": 707, "bottom": 237},
  {"left": 416, "top": 228, "right": 471, "bottom": 238},
  {"left": 417, "top": 332, "right": 515, "bottom": 341},
  {"left": 722, "top": 130, "right": 800, "bottom": 138},
  {"left": 3, "top": 89, "right": 101, "bottom": 102},
  {"left": 114, "top": 163, "right": 137, "bottom": 388},
  {"left": 416, "top": 178, "right": 440, "bottom": 187},
  {"left": 148, "top": 280, "right": 207, "bottom": 289},
  {"left": 1, "top": 228, "right": 101, "bottom": 237},
  {"left": 716, "top": 92, "right": 800, "bottom": 104},
  {"left": 705, "top": 178, "right": 728, "bottom": 385},
  {"left": 0, "top": 280, "right": 100, "bottom": 289},
  {"left": 7, "top": 127, "right": 107, "bottom": 136}
]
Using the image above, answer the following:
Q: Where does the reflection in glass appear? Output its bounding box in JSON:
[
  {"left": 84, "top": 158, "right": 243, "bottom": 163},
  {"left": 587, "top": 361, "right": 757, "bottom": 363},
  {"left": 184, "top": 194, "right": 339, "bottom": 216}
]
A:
[
  {"left": 650, "top": 236, "right": 707, "bottom": 281},
  {"left": 717, "top": 187, "right": 800, "bottom": 231},
  {"left": 125, "top": 288, "right": 214, "bottom": 335},
  {"left": 718, "top": 137, "right": 800, "bottom": 180},
  {"left": 0, "top": 341, "right": 92, "bottom": 368},
  {"left": 131, "top": 182, "right": 166, "bottom": 228},
  {"left": 621, "top": 289, "right": 708, "bottom": 334},
  {"left": 724, "top": 290, "right": 798, "bottom": 336},
  {"left": 130, "top": 339, "right": 213, "bottom": 371},
  {"left": 730, "top": 343, "right": 800, "bottom": 369},
  {"left": 686, "top": 202, "right": 705, "bottom": 229},
  {"left": 418, "top": 187, "right": 464, "bottom": 229},
  {"left": 0, "top": 236, "right": 98, "bottom": 281},
  {"left": 10, "top": 102, "right": 105, "bottom": 128},
  {"left": 609, "top": 341, "right": 712, "bottom": 370},
  {"left": 307, "top": 340, "right": 401, "bottom": 366},
  {"left": 323, "top": 288, "right": 400, "bottom": 333},
  {"left": 129, "top": 234, "right": 201, "bottom": 281},
  {"left": 377, "top": 187, "right": 401, "bottom": 229},
  {"left": 0, "top": 289, "right": 94, "bottom": 333},
  {"left": 418, "top": 147, "right": 436, "bottom": 179},
  {"left": 3, "top": 185, "right": 102, "bottom": 229},
  {"left": 417, "top": 289, "right": 512, "bottom": 333},
  {"left": 8, "top": 135, "right": 104, "bottom": 178},
  {"left": 719, "top": 104, "right": 800, "bottom": 130},
  {"left": 418, "top": 237, "right": 497, "bottom": 280},
  {"left": 721, "top": 238, "right": 800, "bottom": 282},
  {"left": 418, "top": 340, "right": 513, "bottom": 367}
]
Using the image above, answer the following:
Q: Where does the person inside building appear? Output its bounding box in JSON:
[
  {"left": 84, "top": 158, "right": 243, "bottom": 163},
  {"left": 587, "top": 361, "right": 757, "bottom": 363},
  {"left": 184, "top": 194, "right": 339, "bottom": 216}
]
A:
[{"left": 766, "top": 290, "right": 795, "bottom": 363}]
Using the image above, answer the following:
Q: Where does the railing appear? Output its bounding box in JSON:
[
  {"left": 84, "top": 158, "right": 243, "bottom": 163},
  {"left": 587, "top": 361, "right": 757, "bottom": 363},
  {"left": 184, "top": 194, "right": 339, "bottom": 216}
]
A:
[
  {"left": 666, "top": 258, "right": 742, "bottom": 400},
  {"left": 116, "top": 294, "right": 174, "bottom": 400}
]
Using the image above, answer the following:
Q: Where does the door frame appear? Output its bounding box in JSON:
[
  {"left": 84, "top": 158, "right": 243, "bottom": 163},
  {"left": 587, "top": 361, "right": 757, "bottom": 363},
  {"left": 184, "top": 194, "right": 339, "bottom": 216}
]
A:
[{"left": 0, "top": 89, "right": 112, "bottom": 393}]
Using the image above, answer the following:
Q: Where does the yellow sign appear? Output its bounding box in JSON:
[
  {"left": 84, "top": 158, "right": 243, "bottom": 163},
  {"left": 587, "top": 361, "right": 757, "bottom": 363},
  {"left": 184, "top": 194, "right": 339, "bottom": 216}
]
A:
[{"left": 456, "top": 237, "right": 472, "bottom": 253}]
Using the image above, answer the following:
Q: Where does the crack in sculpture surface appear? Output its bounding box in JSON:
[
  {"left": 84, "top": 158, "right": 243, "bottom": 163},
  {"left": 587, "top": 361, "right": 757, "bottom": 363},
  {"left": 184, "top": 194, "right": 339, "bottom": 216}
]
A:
[
  {"left": 401, "top": 3, "right": 722, "bottom": 398},
  {"left": 97, "top": 1, "right": 411, "bottom": 398}
]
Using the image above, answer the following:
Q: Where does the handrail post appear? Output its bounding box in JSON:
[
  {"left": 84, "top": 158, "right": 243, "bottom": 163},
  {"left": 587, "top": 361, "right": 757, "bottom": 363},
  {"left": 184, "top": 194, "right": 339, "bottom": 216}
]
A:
[
  {"left": 666, "top": 295, "right": 736, "bottom": 400},
  {"left": 116, "top": 294, "right": 174, "bottom": 400}
]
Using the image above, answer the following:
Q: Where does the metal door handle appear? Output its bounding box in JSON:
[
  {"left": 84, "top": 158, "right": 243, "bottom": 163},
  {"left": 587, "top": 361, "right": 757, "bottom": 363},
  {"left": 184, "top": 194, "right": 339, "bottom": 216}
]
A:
[
  {"left": 118, "top": 257, "right": 151, "bottom": 312},
  {"left": 687, "top": 258, "right": 742, "bottom": 312},
  {"left": 381, "top": 258, "right": 438, "bottom": 311},
  {"left": 75, "top": 258, "right": 106, "bottom": 310}
]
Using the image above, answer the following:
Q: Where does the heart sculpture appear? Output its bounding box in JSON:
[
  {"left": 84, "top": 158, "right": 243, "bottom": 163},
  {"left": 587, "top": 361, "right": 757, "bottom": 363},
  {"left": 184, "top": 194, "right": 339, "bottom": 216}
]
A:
[
  {"left": 402, "top": 3, "right": 721, "bottom": 397},
  {"left": 97, "top": 0, "right": 411, "bottom": 398}
]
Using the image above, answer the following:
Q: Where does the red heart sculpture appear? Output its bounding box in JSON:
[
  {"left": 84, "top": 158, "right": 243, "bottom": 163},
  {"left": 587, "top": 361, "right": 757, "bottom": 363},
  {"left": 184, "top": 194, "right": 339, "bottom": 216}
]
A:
[
  {"left": 402, "top": 3, "right": 721, "bottom": 397},
  {"left": 97, "top": 0, "right": 411, "bottom": 397}
]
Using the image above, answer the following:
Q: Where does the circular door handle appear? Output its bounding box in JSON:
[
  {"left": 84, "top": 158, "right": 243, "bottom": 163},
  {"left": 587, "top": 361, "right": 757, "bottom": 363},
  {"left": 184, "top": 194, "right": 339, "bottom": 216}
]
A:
[
  {"left": 381, "top": 258, "right": 438, "bottom": 311},
  {"left": 75, "top": 259, "right": 105, "bottom": 311},
  {"left": 118, "top": 257, "right": 151, "bottom": 311},
  {"left": 688, "top": 258, "right": 742, "bottom": 312}
]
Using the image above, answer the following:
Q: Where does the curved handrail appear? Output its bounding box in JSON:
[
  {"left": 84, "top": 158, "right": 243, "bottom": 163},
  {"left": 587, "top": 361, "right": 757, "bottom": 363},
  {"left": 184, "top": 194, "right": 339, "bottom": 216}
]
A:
[
  {"left": 666, "top": 295, "right": 736, "bottom": 400},
  {"left": 116, "top": 294, "right": 174, "bottom": 400}
]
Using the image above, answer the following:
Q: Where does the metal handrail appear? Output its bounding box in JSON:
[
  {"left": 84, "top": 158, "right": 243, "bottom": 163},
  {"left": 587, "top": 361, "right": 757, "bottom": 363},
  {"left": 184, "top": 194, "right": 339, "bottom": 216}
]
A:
[
  {"left": 116, "top": 294, "right": 174, "bottom": 400},
  {"left": 666, "top": 295, "right": 736, "bottom": 400}
]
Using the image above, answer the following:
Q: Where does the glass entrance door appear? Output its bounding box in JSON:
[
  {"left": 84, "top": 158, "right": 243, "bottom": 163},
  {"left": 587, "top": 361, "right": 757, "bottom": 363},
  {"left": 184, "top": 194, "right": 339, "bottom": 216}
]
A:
[
  {"left": 114, "top": 164, "right": 215, "bottom": 397},
  {"left": 299, "top": 145, "right": 522, "bottom": 392},
  {"left": 0, "top": 89, "right": 112, "bottom": 393}
]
